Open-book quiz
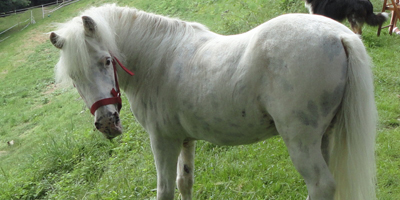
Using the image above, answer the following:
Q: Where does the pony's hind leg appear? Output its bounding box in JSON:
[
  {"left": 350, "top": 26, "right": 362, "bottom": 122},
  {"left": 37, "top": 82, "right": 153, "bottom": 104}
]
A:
[
  {"left": 305, "top": 127, "right": 334, "bottom": 200},
  {"left": 176, "top": 140, "right": 196, "bottom": 200},
  {"left": 280, "top": 124, "right": 336, "bottom": 200},
  {"left": 321, "top": 126, "right": 334, "bottom": 166}
]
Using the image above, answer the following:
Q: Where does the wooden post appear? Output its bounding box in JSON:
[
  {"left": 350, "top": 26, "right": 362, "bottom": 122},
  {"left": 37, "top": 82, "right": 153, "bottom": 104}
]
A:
[
  {"left": 42, "top": 5, "right": 44, "bottom": 19},
  {"left": 31, "top": 10, "right": 35, "bottom": 24}
]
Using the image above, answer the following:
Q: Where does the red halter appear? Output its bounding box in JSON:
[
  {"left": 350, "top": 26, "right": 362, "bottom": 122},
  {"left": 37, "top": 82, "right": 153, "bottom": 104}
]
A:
[{"left": 90, "top": 56, "right": 134, "bottom": 115}]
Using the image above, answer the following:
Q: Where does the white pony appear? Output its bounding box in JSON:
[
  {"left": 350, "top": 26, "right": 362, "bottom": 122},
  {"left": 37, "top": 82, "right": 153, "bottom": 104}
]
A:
[{"left": 50, "top": 4, "right": 377, "bottom": 200}]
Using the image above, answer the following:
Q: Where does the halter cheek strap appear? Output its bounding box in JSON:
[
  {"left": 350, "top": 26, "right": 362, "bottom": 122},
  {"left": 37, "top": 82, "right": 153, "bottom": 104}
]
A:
[{"left": 90, "top": 56, "right": 134, "bottom": 115}]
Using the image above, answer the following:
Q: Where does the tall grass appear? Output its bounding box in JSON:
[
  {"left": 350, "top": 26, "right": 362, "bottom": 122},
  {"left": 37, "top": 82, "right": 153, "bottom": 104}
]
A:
[{"left": 0, "top": 0, "right": 399, "bottom": 199}]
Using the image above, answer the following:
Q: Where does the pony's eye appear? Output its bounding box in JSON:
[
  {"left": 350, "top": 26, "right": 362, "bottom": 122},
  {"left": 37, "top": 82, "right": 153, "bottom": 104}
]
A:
[{"left": 105, "top": 58, "right": 112, "bottom": 66}]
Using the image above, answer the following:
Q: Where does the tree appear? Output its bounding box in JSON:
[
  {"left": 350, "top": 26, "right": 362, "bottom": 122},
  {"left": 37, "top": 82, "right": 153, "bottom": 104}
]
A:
[
  {"left": 0, "top": 0, "right": 31, "bottom": 14},
  {"left": 30, "top": 0, "right": 56, "bottom": 6}
]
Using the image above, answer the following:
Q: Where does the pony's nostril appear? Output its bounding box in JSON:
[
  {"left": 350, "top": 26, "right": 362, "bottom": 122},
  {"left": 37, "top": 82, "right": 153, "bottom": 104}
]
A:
[
  {"left": 95, "top": 122, "right": 101, "bottom": 129},
  {"left": 113, "top": 112, "right": 120, "bottom": 123}
]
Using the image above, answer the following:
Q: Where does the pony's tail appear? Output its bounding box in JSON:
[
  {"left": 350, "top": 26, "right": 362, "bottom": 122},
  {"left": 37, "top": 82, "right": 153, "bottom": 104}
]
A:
[{"left": 329, "top": 34, "right": 377, "bottom": 200}]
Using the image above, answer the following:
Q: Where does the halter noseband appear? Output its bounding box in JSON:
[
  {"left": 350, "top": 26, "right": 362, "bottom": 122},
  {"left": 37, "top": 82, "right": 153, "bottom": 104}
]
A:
[{"left": 90, "top": 56, "right": 134, "bottom": 115}]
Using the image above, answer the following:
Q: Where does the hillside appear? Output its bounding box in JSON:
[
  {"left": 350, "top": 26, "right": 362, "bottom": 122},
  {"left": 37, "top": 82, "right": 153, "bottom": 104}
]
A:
[{"left": 0, "top": 0, "right": 399, "bottom": 199}]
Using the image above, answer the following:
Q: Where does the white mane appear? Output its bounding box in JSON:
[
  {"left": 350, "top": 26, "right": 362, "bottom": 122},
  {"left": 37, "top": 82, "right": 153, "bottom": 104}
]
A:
[{"left": 53, "top": 4, "right": 209, "bottom": 85}]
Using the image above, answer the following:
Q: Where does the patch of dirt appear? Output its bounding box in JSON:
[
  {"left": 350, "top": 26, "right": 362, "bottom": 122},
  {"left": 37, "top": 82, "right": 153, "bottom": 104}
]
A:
[
  {"left": 30, "top": 30, "right": 48, "bottom": 44},
  {"left": 43, "top": 83, "right": 57, "bottom": 95},
  {"left": 9, "top": 28, "right": 51, "bottom": 67}
]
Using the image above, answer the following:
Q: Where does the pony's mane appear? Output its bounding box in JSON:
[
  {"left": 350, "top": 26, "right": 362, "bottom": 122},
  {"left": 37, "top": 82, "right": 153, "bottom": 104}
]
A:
[{"left": 53, "top": 4, "right": 209, "bottom": 85}]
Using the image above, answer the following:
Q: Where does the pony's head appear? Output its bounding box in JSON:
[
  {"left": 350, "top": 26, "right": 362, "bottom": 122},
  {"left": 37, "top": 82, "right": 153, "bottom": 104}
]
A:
[{"left": 50, "top": 15, "right": 125, "bottom": 139}]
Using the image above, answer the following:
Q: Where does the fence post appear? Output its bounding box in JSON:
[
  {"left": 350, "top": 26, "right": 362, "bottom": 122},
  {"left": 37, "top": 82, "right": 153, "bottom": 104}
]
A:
[
  {"left": 31, "top": 10, "right": 35, "bottom": 24},
  {"left": 42, "top": 5, "right": 44, "bottom": 19}
]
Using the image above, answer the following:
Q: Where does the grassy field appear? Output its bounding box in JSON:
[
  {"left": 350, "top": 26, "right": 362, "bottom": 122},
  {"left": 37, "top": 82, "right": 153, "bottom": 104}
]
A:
[
  {"left": 0, "top": 0, "right": 399, "bottom": 199},
  {"left": 0, "top": 5, "right": 59, "bottom": 42}
]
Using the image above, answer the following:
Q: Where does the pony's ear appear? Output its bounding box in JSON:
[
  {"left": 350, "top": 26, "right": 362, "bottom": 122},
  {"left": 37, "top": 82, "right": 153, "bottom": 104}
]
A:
[
  {"left": 82, "top": 16, "right": 97, "bottom": 37},
  {"left": 50, "top": 32, "right": 64, "bottom": 49}
]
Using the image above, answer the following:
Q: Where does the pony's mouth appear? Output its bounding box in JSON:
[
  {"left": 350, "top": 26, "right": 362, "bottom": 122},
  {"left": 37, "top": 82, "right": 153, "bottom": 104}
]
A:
[{"left": 94, "top": 112, "right": 122, "bottom": 139}]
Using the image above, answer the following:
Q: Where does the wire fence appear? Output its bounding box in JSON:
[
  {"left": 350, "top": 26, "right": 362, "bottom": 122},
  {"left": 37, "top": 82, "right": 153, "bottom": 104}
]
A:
[{"left": 0, "top": 0, "right": 81, "bottom": 43}]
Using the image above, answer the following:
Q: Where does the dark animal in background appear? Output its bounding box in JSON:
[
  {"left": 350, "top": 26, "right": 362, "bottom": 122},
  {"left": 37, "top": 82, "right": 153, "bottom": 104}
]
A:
[{"left": 305, "top": 0, "right": 388, "bottom": 34}]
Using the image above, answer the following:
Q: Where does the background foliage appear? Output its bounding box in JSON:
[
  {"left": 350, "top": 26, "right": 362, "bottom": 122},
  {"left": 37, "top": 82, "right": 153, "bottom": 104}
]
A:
[
  {"left": 0, "top": 0, "right": 61, "bottom": 13},
  {"left": 0, "top": 0, "right": 31, "bottom": 13},
  {"left": 0, "top": 0, "right": 399, "bottom": 199}
]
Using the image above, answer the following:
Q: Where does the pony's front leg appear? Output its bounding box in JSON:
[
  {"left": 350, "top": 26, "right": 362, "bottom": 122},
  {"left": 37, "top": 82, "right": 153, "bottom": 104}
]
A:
[
  {"left": 177, "top": 140, "right": 196, "bottom": 200},
  {"left": 150, "top": 134, "right": 182, "bottom": 200}
]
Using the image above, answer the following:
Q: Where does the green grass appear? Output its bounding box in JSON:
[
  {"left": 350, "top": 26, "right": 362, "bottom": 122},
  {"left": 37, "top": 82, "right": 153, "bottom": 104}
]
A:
[
  {"left": 0, "top": 5, "right": 59, "bottom": 41},
  {"left": 0, "top": 0, "right": 399, "bottom": 199}
]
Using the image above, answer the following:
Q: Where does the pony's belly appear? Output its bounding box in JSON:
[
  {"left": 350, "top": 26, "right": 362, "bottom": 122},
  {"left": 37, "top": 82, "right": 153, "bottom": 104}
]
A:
[
  {"left": 181, "top": 117, "right": 279, "bottom": 146},
  {"left": 203, "top": 127, "right": 278, "bottom": 146}
]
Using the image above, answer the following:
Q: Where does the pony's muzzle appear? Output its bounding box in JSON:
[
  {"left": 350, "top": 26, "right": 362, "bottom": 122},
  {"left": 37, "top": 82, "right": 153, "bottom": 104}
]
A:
[{"left": 94, "top": 111, "right": 122, "bottom": 139}]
